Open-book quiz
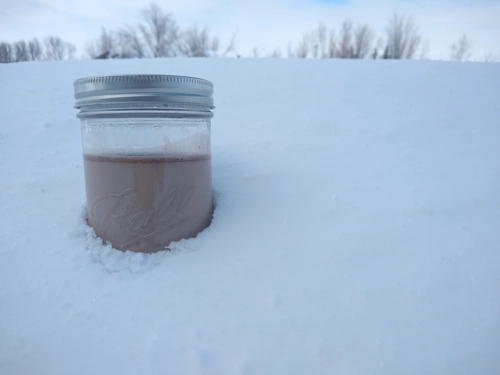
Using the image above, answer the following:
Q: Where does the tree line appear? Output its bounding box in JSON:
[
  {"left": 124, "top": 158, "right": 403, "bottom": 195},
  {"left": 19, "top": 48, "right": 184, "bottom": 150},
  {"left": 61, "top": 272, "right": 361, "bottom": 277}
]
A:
[
  {"left": 0, "top": 36, "right": 75, "bottom": 63},
  {"left": 1, "top": 3, "right": 498, "bottom": 63},
  {"left": 284, "top": 14, "right": 424, "bottom": 59}
]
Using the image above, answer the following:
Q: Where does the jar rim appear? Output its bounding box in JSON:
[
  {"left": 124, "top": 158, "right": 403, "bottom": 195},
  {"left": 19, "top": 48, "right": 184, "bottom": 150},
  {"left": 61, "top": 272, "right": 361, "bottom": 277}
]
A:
[{"left": 74, "top": 74, "right": 214, "bottom": 115}]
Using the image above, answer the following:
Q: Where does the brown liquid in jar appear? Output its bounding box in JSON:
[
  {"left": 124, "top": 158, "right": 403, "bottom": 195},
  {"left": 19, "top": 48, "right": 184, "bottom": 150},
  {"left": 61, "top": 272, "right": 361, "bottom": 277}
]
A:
[{"left": 83, "top": 154, "right": 212, "bottom": 253}]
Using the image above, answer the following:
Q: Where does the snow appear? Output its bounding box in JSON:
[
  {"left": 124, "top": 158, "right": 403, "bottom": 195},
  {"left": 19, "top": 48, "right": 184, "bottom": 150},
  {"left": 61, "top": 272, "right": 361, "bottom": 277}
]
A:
[{"left": 1, "top": 58, "right": 500, "bottom": 375}]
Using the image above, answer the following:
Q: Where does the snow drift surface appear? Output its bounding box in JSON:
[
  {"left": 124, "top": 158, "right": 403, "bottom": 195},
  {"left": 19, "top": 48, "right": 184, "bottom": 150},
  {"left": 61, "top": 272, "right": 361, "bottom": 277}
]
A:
[{"left": 0, "top": 59, "right": 499, "bottom": 375}]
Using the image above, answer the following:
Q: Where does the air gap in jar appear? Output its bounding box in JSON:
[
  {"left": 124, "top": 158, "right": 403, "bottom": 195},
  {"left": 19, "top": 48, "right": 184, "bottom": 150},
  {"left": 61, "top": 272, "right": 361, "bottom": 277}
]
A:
[{"left": 74, "top": 75, "right": 214, "bottom": 253}]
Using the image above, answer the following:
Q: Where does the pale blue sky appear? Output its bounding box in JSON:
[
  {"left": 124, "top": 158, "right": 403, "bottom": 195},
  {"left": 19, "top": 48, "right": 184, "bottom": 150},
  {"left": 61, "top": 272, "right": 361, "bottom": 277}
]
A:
[{"left": 0, "top": 0, "right": 499, "bottom": 59}]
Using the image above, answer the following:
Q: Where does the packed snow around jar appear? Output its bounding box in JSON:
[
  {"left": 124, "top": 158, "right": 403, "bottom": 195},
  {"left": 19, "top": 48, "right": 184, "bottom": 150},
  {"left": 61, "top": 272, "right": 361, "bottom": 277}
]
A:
[{"left": 1, "top": 58, "right": 500, "bottom": 375}]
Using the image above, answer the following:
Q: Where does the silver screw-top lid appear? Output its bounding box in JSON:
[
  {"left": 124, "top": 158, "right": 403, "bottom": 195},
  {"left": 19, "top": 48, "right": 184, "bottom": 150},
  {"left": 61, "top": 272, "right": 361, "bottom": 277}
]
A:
[{"left": 74, "top": 74, "right": 214, "bottom": 112}]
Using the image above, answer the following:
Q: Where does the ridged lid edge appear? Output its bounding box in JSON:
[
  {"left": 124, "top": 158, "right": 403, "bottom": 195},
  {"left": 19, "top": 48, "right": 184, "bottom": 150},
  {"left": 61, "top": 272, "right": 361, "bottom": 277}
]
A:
[{"left": 74, "top": 74, "right": 213, "bottom": 89}]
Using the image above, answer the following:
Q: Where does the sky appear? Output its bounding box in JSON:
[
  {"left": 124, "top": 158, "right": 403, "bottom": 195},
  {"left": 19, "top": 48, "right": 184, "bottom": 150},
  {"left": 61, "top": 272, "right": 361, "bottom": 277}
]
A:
[{"left": 1, "top": 0, "right": 499, "bottom": 60}]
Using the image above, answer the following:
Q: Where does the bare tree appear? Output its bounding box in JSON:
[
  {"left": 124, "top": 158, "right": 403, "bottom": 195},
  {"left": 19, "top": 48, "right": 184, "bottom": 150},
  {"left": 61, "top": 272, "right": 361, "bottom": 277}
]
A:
[
  {"left": 45, "top": 36, "right": 65, "bottom": 60},
  {"left": 0, "top": 39, "right": 43, "bottom": 63},
  {"left": 339, "top": 20, "right": 354, "bottom": 58},
  {"left": 316, "top": 23, "right": 328, "bottom": 58},
  {"left": 288, "top": 21, "right": 372, "bottom": 59},
  {"left": 385, "top": 13, "right": 421, "bottom": 59},
  {"left": 177, "top": 26, "right": 235, "bottom": 57},
  {"left": 178, "top": 26, "right": 216, "bottom": 57},
  {"left": 296, "top": 34, "right": 311, "bottom": 58},
  {"left": 327, "top": 28, "right": 337, "bottom": 58},
  {"left": 0, "top": 42, "right": 14, "bottom": 63},
  {"left": 303, "top": 23, "right": 332, "bottom": 58},
  {"left": 251, "top": 45, "right": 264, "bottom": 58},
  {"left": 115, "top": 3, "right": 179, "bottom": 58},
  {"left": 224, "top": 31, "right": 237, "bottom": 57},
  {"left": 310, "top": 30, "right": 319, "bottom": 59},
  {"left": 288, "top": 23, "right": 337, "bottom": 59},
  {"left": 353, "top": 24, "right": 374, "bottom": 59},
  {"left": 28, "top": 39, "right": 43, "bottom": 60},
  {"left": 288, "top": 33, "right": 311, "bottom": 58},
  {"left": 288, "top": 26, "right": 319, "bottom": 58},
  {"left": 450, "top": 35, "right": 473, "bottom": 61},
  {"left": 86, "top": 28, "right": 123, "bottom": 59},
  {"left": 44, "top": 36, "right": 75, "bottom": 60},
  {"left": 484, "top": 52, "right": 500, "bottom": 63},
  {"left": 382, "top": 45, "right": 390, "bottom": 59},
  {"left": 14, "top": 40, "right": 30, "bottom": 62},
  {"left": 269, "top": 48, "right": 282, "bottom": 58},
  {"left": 139, "top": 3, "right": 178, "bottom": 57},
  {"left": 118, "top": 27, "right": 146, "bottom": 58}
]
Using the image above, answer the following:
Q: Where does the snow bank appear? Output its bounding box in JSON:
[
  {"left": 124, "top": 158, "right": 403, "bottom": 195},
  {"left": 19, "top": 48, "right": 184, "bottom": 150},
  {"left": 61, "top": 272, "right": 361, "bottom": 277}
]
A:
[{"left": 1, "top": 58, "right": 500, "bottom": 375}]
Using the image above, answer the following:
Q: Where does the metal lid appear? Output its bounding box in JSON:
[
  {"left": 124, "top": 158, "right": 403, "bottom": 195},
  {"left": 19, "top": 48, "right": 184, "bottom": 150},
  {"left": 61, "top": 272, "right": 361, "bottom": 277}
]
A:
[{"left": 74, "top": 74, "right": 214, "bottom": 111}]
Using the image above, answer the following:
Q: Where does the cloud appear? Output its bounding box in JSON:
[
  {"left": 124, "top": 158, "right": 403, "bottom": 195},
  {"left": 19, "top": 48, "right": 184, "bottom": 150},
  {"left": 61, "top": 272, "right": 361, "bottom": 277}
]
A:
[{"left": 0, "top": 0, "right": 499, "bottom": 59}]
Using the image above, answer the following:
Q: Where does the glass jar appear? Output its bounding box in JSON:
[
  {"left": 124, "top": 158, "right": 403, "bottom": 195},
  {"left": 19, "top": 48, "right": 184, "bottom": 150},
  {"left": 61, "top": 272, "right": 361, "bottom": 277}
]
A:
[{"left": 74, "top": 75, "right": 214, "bottom": 253}]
